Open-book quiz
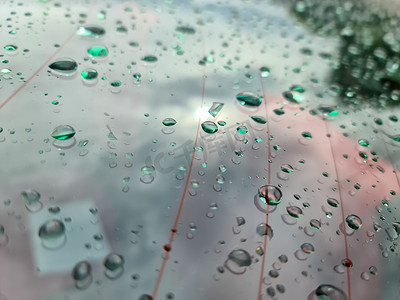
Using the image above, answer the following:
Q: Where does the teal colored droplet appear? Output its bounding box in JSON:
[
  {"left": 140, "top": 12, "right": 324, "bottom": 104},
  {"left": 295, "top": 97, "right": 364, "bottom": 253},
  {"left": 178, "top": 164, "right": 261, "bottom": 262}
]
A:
[
  {"left": 110, "top": 81, "right": 121, "bottom": 87},
  {"left": 283, "top": 91, "right": 303, "bottom": 103},
  {"left": 162, "top": 118, "right": 177, "bottom": 126},
  {"left": 201, "top": 121, "right": 218, "bottom": 134},
  {"left": 87, "top": 46, "right": 109, "bottom": 57},
  {"left": 81, "top": 68, "right": 98, "bottom": 80},
  {"left": 236, "top": 92, "right": 262, "bottom": 107},
  {"left": 301, "top": 132, "right": 312, "bottom": 139},
  {"left": 77, "top": 26, "right": 105, "bottom": 38},
  {"left": 51, "top": 125, "right": 76, "bottom": 140},
  {"left": 48, "top": 58, "right": 78, "bottom": 75},
  {"left": 4, "top": 44, "right": 18, "bottom": 51},
  {"left": 290, "top": 85, "right": 305, "bottom": 93},
  {"left": 141, "top": 55, "right": 158, "bottom": 62},
  {"left": 237, "top": 125, "right": 248, "bottom": 134},
  {"left": 250, "top": 115, "right": 267, "bottom": 124},
  {"left": 358, "top": 139, "right": 370, "bottom": 147},
  {"left": 176, "top": 26, "right": 196, "bottom": 34},
  {"left": 260, "top": 66, "right": 270, "bottom": 78}
]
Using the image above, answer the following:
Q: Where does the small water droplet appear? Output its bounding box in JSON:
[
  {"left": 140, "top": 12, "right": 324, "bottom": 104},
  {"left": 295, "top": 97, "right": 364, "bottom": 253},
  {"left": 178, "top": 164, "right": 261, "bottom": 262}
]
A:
[{"left": 300, "top": 243, "right": 314, "bottom": 254}]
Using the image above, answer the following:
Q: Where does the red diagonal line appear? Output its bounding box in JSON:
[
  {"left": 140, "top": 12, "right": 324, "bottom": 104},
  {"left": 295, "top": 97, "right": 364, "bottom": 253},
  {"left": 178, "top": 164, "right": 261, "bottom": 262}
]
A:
[
  {"left": 0, "top": 1, "right": 97, "bottom": 111},
  {"left": 255, "top": 64, "right": 272, "bottom": 300},
  {"left": 325, "top": 122, "right": 352, "bottom": 300},
  {"left": 152, "top": 40, "right": 207, "bottom": 300}
]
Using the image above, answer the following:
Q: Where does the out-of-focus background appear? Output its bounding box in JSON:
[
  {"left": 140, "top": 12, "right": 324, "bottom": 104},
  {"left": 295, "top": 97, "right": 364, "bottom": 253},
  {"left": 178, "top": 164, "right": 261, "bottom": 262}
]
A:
[{"left": 0, "top": 0, "right": 400, "bottom": 299}]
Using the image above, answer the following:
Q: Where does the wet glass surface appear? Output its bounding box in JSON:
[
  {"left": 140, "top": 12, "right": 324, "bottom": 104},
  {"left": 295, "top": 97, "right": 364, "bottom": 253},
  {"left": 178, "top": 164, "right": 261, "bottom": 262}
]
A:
[{"left": 0, "top": 0, "right": 400, "bottom": 299}]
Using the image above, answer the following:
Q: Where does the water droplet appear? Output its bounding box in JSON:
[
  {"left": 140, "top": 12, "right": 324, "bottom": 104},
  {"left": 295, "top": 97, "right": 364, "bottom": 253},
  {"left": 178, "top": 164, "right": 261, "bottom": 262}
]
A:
[
  {"left": 250, "top": 115, "right": 267, "bottom": 124},
  {"left": 176, "top": 26, "right": 196, "bottom": 34},
  {"left": 236, "top": 217, "right": 246, "bottom": 226},
  {"left": 361, "top": 272, "right": 370, "bottom": 281},
  {"left": 225, "top": 249, "right": 252, "bottom": 274},
  {"left": 51, "top": 125, "right": 76, "bottom": 140},
  {"left": 21, "top": 188, "right": 43, "bottom": 212},
  {"left": 327, "top": 198, "right": 339, "bottom": 207},
  {"left": 369, "top": 266, "right": 377, "bottom": 275},
  {"left": 201, "top": 121, "right": 218, "bottom": 134},
  {"left": 300, "top": 243, "right": 315, "bottom": 254},
  {"left": 280, "top": 164, "right": 294, "bottom": 173},
  {"left": 48, "top": 58, "right": 78, "bottom": 76},
  {"left": 138, "top": 295, "right": 153, "bottom": 300},
  {"left": 315, "top": 284, "right": 347, "bottom": 300},
  {"left": 286, "top": 206, "right": 303, "bottom": 218},
  {"left": 341, "top": 258, "right": 353, "bottom": 268},
  {"left": 104, "top": 253, "right": 124, "bottom": 279},
  {"left": 77, "top": 25, "right": 105, "bottom": 38},
  {"left": 279, "top": 255, "right": 288, "bottom": 263},
  {"left": 283, "top": 91, "right": 303, "bottom": 103},
  {"left": 72, "top": 261, "right": 92, "bottom": 289},
  {"left": 258, "top": 185, "right": 282, "bottom": 205},
  {"left": 162, "top": 118, "right": 177, "bottom": 126},
  {"left": 346, "top": 214, "right": 362, "bottom": 230},
  {"left": 310, "top": 219, "right": 321, "bottom": 229},
  {"left": 260, "top": 66, "right": 270, "bottom": 78},
  {"left": 141, "top": 55, "right": 158, "bottom": 62},
  {"left": 256, "top": 223, "right": 273, "bottom": 239},
  {"left": 81, "top": 68, "right": 98, "bottom": 80},
  {"left": 0, "top": 225, "right": 8, "bottom": 247},
  {"left": 38, "top": 219, "right": 66, "bottom": 249},
  {"left": 237, "top": 125, "right": 248, "bottom": 134},
  {"left": 301, "top": 132, "right": 312, "bottom": 139},
  {"left": 318, "top": 105, "right": 338, "bottom": 118},
  {"left": 208, "top": 102, "right": 224, "bottom": 117},
  {"left": 4, "top": 44, "right": 18, "bottom": 51},
  {"left": 358, "top": 139, "right": 370, "bottom": 147},
  {"left": 87, "top": 46, "right": 108, "bottom": 57},
  {"left": 236, "top": 92, "right": 262, "bottom": 107}
]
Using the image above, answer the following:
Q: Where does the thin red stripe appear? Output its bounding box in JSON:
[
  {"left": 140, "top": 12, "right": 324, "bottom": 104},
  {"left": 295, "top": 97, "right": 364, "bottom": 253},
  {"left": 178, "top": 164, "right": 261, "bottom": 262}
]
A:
[{"left": 325, "top": 123, "right": 352, "bottom": 300}]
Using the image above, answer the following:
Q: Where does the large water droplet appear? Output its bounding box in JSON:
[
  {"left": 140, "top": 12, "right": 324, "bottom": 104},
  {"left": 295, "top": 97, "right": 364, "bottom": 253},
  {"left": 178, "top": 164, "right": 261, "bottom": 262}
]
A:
[
  {"left": 51, "top": 125, "right": 76, "bottom": 140},
  {"left": 236, "top": 92, "right": 262, "bottom": 107},
  {"left": 315, "top": 284, "right": 347, "bottom": 300},
  {"left": 38, "top": 219, "right": 66, "bottom": 249},
  {"left": 346, "top": 214, "right": 362, "bottom": 230},
  {"left": 201, "top": 121, "right": 218, "bottom": 134},
  {"left": 327, "top": 198, "right": 339, "bottom": 207},
  {"left": 258, "top": 185, "right": 282, "bottom": 205},
  {"left": 104, "top": 253, "right": 124, "bottom": 279},
  {"left": 48, "top": 58, "right": 78, "bottom": 76},
  {"left": 72, "top": 261, "right": 92, "bottom": 289},
  {"left": 77, "top": 25, "right": 105, "bottom": 38}
]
